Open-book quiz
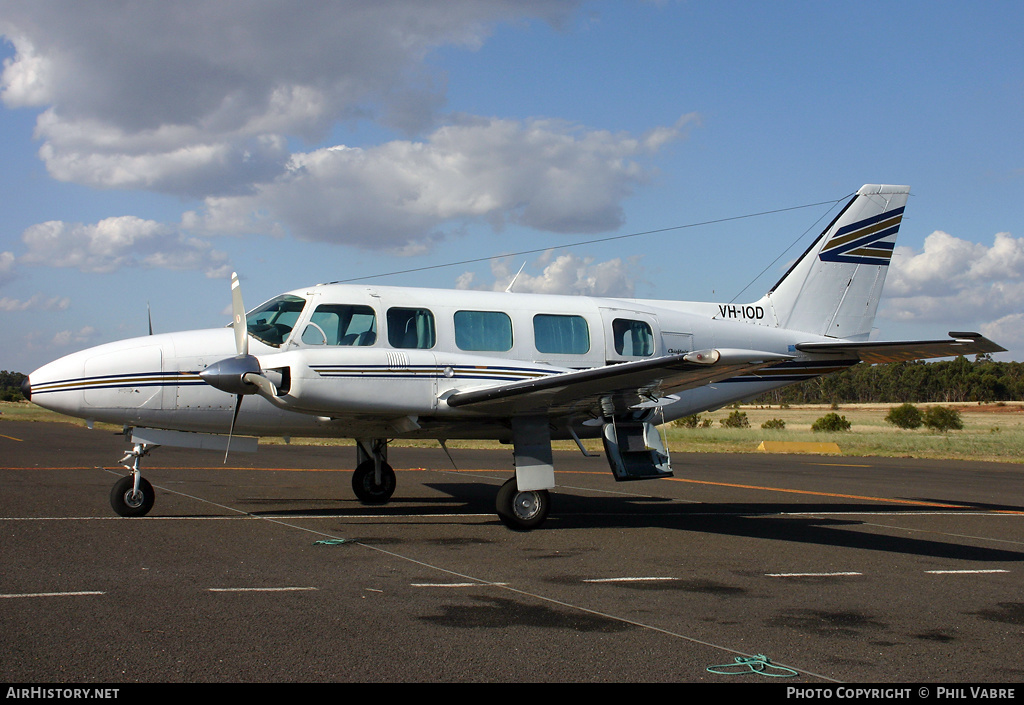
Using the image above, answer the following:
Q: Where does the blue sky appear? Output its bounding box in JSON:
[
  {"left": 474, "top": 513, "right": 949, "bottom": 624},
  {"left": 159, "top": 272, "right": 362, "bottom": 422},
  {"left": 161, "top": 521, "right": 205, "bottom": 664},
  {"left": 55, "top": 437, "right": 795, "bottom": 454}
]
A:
[{"left": 1, "top": 0, "right": 1022, "bottom": 374}]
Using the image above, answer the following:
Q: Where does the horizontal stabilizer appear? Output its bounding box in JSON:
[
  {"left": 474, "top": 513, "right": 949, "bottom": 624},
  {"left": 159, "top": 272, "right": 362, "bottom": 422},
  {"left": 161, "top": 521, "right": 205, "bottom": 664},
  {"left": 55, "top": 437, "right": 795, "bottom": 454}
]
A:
[{"left": 795, "top": 333, "right": 1005, "bottom": 364}]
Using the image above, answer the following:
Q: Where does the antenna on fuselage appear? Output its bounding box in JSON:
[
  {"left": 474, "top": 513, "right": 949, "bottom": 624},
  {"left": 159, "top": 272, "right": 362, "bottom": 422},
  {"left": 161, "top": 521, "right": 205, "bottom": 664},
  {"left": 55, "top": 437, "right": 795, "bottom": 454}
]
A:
[
  {"left": 505, "top": 262, "right": 527, "bottom": 293},
  {"left": 147, "top": 302, "right": 153, "bottom": 335}
]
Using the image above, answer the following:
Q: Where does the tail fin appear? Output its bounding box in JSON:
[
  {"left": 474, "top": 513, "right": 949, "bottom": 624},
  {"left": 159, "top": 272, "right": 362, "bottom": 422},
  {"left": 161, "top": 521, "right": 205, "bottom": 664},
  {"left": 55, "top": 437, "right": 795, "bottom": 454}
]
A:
[{"left": 756, "top": 184, "right": 910, "bottom": 340}]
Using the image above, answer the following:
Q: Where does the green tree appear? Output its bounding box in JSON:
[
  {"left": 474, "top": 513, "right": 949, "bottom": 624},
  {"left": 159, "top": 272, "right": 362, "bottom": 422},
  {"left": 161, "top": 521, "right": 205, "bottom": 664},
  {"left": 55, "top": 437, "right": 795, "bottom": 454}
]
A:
[
  {"left": 720, "top": 410, "right": 749, "bottom": 428},
  {"left": 812, "top": 412, "right": 851, "bottom": 432},
  {"left": 885, "top": 403, "right": 923, "bottom": 429},
  {"left": 923, "top": 406, "right": 963, "bottom": 432},
  {"left": 0, "top": 371, "right": 26, "bottom": 402}
]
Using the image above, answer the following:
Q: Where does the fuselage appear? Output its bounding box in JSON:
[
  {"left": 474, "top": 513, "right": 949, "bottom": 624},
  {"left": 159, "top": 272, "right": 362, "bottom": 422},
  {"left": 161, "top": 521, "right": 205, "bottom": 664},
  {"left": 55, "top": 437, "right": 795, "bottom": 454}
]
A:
[{"left": 26, "top": 283, "right": 850, "bottom": 441}]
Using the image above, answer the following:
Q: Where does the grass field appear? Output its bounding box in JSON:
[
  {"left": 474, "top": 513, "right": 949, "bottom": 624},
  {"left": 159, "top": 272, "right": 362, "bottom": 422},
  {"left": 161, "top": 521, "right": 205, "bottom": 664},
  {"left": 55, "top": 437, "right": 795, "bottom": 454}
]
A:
[
  {"left": 3, "top": 400, "right": 1023, "bottom": 464},
  {"left": 662, "top": 403, "right": 1024, "bottom": 463}
]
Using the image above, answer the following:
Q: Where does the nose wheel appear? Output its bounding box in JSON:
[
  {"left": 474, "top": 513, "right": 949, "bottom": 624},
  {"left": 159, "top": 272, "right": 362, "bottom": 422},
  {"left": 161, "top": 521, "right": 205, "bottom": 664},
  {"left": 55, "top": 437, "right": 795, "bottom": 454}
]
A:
[{"left": 110, "top": 475, "right": 155, "bottom": 517}]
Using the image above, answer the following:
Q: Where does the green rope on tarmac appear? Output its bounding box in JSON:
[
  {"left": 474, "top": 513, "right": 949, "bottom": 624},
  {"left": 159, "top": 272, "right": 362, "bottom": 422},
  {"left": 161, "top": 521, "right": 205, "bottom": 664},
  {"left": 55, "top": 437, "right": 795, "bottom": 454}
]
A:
[
  {"left": 313, "top": 538, "right": 353, "bottom": 545},
  {"left": 707, "top": 654, "right": 798, "bottom": 678}
]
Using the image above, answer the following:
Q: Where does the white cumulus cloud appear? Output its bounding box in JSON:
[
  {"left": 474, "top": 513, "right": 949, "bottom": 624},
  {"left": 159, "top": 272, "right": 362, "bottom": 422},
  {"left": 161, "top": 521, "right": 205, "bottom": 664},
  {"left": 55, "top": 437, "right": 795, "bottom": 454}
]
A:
[
  {"left": 881, "top": 230, "right": 1024, "bottom": 331},
  {"left": 458, "top": 251, "right": 644, "bottom": 297},
  {"left": 0, "top": 1, "right": 580, "bottom": 197},
  {"left": 0, "top": 2, "right": 694, "bottom": 264},
  {"left": 191, "top": 115, "right": 693, "bottom": 250},
  {"left": 19, "top": 217, "right": 231, "bottom": 278},
  {"left": 0, "top": 293, "right": 70, "bottom": 312}
]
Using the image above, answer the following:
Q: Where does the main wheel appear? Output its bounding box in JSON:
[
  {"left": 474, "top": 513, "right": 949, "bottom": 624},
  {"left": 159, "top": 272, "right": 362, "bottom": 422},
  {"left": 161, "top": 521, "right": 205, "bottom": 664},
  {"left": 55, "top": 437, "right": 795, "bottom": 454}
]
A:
[
  {"left": 495, "top": 478, "right": 550, "bottom": 531},
  {"left": 110, "top": 475, "right": 155, "bottom": 517},
  {"left": 351, "top": 460, "right": 396, "bottom": 504}
]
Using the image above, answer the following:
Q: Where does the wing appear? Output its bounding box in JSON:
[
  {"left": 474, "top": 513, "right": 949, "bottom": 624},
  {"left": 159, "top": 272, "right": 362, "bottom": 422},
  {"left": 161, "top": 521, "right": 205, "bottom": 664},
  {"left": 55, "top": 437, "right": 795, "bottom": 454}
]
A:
[
  {"left": 444, "top": 348, "right": 791, "bottom": 418},
  {"left": 794, "top": 332, "right": 1005, "bottom": 364}
]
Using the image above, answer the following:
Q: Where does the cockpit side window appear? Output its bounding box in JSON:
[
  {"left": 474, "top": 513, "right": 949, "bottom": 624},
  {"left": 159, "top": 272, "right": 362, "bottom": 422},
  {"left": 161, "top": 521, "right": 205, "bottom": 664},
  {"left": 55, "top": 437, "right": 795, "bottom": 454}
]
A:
[
  {"left": 387, "top": 307, "right": 435, "bottom": 349},
  {"left": 246, "top": 295, "right": 306, "bottom": 347},
  {"left": 302, "top": 304, "right": 377, "bottom": 346}
]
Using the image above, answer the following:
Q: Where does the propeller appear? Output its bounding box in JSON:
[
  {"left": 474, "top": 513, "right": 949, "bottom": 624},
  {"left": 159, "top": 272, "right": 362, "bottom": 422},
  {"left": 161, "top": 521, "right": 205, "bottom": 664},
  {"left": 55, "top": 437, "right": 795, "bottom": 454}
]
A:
[{"left": 199, "top": 272, "right": 277, "bottom": 461}]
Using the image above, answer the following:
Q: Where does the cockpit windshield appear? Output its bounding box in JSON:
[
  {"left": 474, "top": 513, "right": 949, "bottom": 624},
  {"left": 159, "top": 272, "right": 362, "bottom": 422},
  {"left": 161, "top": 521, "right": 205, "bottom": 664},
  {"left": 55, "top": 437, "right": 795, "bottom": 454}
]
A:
[{"left": 245, "top": 295, "right": 306, "bottom": 347}]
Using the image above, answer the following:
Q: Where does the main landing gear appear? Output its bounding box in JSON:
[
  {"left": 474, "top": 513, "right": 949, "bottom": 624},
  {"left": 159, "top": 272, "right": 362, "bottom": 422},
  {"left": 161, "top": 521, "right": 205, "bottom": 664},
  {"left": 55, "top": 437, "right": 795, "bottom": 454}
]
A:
[
  {"left": 110, "top": 443, "right": 156, "bottom": 517},
  {"left": 351, "top": 437, "right": 550, "bottom": 530},
  {"left": 352, "top": 439, "right": 396, "bottom": 504}
]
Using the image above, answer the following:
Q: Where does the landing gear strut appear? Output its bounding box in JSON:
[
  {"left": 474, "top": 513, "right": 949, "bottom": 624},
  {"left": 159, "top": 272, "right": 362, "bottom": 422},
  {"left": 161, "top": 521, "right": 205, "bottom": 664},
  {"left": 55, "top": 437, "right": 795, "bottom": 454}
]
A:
[
  {"left": 111, "top": 443, "right": 156, "bottom": 517},
  {"left": 352, "top": 439, "right": 396, "bottom": 504}
]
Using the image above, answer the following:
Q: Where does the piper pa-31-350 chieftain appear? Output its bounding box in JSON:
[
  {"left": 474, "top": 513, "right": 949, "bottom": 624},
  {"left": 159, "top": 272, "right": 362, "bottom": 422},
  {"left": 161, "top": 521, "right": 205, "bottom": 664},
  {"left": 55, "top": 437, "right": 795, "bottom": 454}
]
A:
[{"left": 23, "top": 185, "right": 1004, "bottom": 529}]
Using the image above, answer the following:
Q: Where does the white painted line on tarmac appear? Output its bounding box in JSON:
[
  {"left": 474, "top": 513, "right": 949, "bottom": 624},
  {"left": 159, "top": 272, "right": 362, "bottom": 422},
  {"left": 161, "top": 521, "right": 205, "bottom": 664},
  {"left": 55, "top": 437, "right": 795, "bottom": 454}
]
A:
[
  {"left": 207, "top": 587, "right": 318, "bottom": 592},
  {"left": 0, "top": 591, "right": 105, "bottom": 599},
  {"left": 411, "top": 582, "right": 509, "bottom": 587},
  {"left": 765, "top": 572, "right": 862, "bottom": 578},
  {"left": 925, "top": 569, "right": 1010, "bottom": 574},
  {"left": 583, "top": 577, "right": 679, "bottom": 583}
]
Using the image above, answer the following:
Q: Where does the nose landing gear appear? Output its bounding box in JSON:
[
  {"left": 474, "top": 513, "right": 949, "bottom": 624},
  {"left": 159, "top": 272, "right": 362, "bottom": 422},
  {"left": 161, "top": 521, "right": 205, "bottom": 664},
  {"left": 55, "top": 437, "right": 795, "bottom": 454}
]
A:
[{"left": 110, "top": 443, "right": 156, "bottom": 517}]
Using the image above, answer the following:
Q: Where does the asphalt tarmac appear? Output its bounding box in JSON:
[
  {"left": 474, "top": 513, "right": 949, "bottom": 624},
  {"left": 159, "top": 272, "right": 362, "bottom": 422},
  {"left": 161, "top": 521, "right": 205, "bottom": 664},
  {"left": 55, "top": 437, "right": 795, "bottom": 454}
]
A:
[{"left": 1, "top": 420, "right": 1022, "bottom": 684}]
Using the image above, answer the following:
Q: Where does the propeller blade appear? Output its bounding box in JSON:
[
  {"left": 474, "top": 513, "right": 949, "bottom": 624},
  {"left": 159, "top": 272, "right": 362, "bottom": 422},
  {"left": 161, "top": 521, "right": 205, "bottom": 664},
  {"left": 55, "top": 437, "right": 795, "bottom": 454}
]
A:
[
  {"left": 231, "top": 272, "right": 247, "bottom": 357},
  {"left": 224, "top": 393, "right": 243, "bottom": 464}
]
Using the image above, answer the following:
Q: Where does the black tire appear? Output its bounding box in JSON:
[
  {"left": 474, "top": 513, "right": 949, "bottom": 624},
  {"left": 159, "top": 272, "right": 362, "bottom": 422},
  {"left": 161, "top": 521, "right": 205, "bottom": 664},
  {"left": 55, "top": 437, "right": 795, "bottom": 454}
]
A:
[
  {"left": 351, "top": 460, "right": 396, "bottom": 504},
  {"left": 495, "top": 477, "right": 550, "bottom": 531},
  {"left": 110, "top": 475, "right": 155, "bottom": 517}
]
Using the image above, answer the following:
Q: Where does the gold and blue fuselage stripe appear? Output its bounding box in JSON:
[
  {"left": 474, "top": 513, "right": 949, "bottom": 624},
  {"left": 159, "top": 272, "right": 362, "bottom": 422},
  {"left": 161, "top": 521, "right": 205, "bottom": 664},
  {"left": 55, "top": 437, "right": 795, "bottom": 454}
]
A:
[
  {"left": 311, "top": 364, "right": 554, "bottom": 383},
  {"left": 819, "top": 207, "right": 904, "bottom": 265},
  {"left": 32, "top": 365, "right": 553, "bottom": 394},
  {"left": 29, "top": 371, "right": 204, "bottom": 395}
]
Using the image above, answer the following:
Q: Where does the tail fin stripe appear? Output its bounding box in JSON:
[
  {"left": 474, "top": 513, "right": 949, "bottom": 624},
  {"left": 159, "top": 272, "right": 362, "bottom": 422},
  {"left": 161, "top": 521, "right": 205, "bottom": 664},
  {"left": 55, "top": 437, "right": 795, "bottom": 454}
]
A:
[
  {"left": 825, "top": 227, "right": 900, "bottom": 255},
  {"left": 823, "top": 210, "right": 904, "bottom": 251},
  {"left": 834, "top": 206, "right": 905, "bottom": 236},
  {"left": 819, "top": 210, "right": 904, "bottom": 265}
]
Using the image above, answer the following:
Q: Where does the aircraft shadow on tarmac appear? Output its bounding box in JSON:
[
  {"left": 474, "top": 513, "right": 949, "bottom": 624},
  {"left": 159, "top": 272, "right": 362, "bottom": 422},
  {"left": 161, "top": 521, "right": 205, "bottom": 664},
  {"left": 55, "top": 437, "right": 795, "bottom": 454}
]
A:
[{"left": 243, "top": 480, "right": 1024, "bottom": 563}]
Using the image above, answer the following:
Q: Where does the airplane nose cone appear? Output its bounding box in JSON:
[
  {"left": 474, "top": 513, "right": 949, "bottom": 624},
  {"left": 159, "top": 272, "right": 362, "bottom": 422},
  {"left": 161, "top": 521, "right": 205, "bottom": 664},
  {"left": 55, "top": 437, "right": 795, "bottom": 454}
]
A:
[{"left": 20, "top": 375, "right": 31, "bottom": 401}]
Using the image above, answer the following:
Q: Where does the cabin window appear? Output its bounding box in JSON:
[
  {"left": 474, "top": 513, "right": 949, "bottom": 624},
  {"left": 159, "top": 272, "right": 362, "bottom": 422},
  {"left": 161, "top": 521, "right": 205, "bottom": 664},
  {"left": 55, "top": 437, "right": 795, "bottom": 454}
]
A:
[
  {"left": 301, "top": 304, "right": 377, "bottom": 346},
  {"left": 533, "top": 314, "right": 590, "bottom": 355},
  {"left": 454, "top": 310, "right": 513, "bottom": 352},
  {"left": 246, "top": 295, "right": 306, "bottom": 347},
  {"left": 387, "top": 307, "right": 436, "bottom": 349},
  {"left": 612, "top": 318, "right": 654, "bottom": 357}
]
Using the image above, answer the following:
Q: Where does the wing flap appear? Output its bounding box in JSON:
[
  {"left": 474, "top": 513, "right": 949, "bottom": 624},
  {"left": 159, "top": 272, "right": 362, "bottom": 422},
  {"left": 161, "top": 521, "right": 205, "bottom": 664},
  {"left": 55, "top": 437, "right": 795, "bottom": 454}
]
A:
[
  {"left": 444, "top": 349, "right": 791, "bottom": 418},
  {"left": 795, "top": 332, "right": 1005, "bottom": 364}
]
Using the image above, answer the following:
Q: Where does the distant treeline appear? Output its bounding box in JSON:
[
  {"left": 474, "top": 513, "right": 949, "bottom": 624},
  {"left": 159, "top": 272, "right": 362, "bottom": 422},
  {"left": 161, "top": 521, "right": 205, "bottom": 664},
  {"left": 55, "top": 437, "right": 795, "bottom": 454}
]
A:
[
  {"left": 1, "top": 371, "right": 26, "bottom": 402},
  {"left": 753, "top": 356, "right": 1024, "bottom": 405}
]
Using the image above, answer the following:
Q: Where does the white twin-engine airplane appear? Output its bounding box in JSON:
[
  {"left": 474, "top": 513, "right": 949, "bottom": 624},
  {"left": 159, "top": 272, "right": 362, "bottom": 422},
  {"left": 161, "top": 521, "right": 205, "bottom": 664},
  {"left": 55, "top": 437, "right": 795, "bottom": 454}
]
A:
[{"left": 23, "top": 185, "right": 1004, "bottom": 529}]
